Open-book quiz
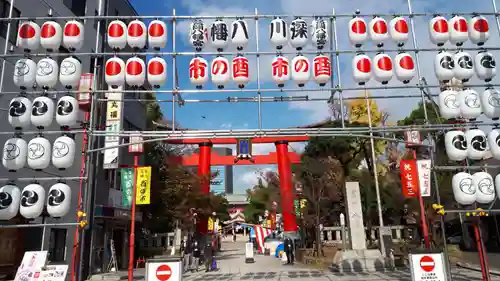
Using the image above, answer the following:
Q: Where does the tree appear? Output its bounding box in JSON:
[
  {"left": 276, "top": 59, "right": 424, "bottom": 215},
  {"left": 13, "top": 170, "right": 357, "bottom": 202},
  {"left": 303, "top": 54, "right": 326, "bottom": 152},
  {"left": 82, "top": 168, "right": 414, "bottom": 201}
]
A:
[{"left": 244, "top": 171, "right": 281, "bottom": 224}]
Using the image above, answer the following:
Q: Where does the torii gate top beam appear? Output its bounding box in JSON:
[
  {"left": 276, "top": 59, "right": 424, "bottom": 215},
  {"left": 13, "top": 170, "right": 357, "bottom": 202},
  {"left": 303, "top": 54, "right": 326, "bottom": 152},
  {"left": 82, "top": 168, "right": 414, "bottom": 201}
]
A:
[{"left": 167, "top": 136, "right": 310, "bottom": 145}]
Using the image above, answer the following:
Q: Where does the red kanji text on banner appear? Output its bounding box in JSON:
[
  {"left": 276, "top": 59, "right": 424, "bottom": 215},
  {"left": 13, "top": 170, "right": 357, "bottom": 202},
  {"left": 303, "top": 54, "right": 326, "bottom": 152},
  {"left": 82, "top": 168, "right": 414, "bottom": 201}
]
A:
[{"left": 400, "top": 159, "right": 419, "bottom": 197}]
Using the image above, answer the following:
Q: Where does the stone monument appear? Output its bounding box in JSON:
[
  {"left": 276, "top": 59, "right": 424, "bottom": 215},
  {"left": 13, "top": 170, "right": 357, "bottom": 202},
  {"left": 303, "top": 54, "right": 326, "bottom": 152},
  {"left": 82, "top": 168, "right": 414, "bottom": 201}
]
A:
[{"left": 332, "top": 182, "right": 385, "bottom": 272}]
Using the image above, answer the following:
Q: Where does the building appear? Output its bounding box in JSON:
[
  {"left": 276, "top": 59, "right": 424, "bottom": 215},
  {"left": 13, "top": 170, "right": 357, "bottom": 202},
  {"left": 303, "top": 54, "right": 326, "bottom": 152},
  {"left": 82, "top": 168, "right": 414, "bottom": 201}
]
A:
[
  {"left": 0, "top": 0, "right": 147, "bottom": 278},
  {"left": 209, "top": 147, "right": 234, "bottom": 194}
]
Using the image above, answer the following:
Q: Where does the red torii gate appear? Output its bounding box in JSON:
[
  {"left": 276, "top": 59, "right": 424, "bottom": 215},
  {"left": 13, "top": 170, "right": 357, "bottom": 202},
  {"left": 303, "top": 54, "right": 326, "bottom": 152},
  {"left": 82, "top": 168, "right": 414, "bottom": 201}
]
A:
[{"left": 168, "top": 136, "right": 309, "bottom": 235}]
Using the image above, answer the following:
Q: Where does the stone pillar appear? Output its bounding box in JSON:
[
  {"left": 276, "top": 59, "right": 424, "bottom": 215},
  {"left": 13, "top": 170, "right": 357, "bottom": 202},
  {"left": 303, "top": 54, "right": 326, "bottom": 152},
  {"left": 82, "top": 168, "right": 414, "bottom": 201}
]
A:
[{"left": 345, "top": 182, "right": 366, "bottom": 250}]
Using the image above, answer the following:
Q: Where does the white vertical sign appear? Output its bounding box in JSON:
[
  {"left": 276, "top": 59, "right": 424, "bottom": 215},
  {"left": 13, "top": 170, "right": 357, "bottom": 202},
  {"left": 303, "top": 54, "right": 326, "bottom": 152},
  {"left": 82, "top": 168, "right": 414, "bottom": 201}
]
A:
[
  {"left": 103, "top": 86, "right": 123, "bottom": 169},
  {"left": 416, "top": 159, "right": 431, "bottom": 197}
]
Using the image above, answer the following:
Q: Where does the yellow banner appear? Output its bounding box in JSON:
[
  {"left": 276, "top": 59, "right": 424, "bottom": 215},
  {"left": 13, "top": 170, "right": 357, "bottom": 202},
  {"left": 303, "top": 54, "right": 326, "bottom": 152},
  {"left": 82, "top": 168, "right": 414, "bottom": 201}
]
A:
[
  {"left": 208, "top": 217, "right": 214, "bottom": 231},
  {"left": 106, "top": 91, "right": 123, "bottom": 121},
  {"left": 135, "top": 166, "right": 151, "bottom": 205}
]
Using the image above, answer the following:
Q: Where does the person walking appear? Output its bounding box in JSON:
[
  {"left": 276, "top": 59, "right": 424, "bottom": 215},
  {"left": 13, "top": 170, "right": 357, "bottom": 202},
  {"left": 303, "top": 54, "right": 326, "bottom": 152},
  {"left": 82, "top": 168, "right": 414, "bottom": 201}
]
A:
[
  {"left": 183, "top": 238, "right": 192, "bottom": 273},
  {"left": 191, "top": 239, "right": 200, "bottom": 272},
  {"left": 204, "top": 241, "right": 214, "bottom": 272}
]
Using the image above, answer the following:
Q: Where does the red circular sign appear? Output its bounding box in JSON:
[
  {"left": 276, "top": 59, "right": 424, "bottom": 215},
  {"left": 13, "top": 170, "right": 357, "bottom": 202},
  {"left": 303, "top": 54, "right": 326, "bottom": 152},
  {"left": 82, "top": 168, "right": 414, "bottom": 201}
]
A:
[
  {"left": 394, "top": 19, "right": 408, "bottom": 34},
  {"left": 433, "top": 19, "right": 448, "bottom": 33},
  {"left": 420, "top": 255, "right": 435, "bottom": 272},
  {"left": 351, "top": 20, "right": 366, "bottom": 34},
  {"left": 127, "top": 60, "right": 143, "bottom": 75},
  {"left": 19, "top": 24, "right": 36, "bottom": 39},
  {"left": 64, "top": 23, "right": 81, "bottom": 37},
  {"left": 106, "top": 61, "right": 122, "bottom": 76},
  {"left": 149, "top": 61, "right": 164, "bottom": 75},
  {"left": 149, "top": 23, "right": 165, "bottom": 37},
  {"left": 155, "top": 264, "right": 172, "bottom": 281},
  {"left": 41, "top": 24, "right": 56, "bottom": 38}
]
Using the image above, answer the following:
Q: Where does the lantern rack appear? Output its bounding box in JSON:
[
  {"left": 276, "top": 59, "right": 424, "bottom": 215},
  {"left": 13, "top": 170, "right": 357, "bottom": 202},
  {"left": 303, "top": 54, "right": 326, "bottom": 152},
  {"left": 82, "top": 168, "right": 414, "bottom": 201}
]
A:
[
  {"left": 0, "top": 176, "right": 86, "bottom": 181},
  {"left": 0, "top": 222, "right": 83, "bottom": 229}
]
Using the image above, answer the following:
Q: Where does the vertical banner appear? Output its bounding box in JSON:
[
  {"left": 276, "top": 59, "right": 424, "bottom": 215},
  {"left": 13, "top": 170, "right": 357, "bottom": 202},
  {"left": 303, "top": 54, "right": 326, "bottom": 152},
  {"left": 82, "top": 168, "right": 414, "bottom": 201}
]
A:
[
  {"left": 77, "top": 73, "right": 93, "bottom": 110},
  {"left": 135, "top": 166, "right": 151, "bottom": 205},
  {"left": 400, "top": 159, "right": 419, "bottom": 198},
  {"left": 416, "top": 160, "right": 432, "bottom": 197},
  {"left": 120, "top": 168, "right": 134, "bottom": 207},
  {"left": 103, "top": 86, "right": 123, "bottom": 169}
]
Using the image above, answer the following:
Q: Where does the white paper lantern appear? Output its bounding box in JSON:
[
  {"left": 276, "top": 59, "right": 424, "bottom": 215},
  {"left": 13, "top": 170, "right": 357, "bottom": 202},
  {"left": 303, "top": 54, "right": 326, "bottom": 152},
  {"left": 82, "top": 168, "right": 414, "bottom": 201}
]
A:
[
  {"left": 147, "top": 57, "right": 167, "bottom": 88},
  {"left": 289, "top": 17, "right": 308, "bottom": 50},
  {"left": 269, "top": 17, "right": 287, "bottom": 50},
  {"left": 211, "top": 56, "right": 230, "bottom": 89},
  {"left": 438, "top": 89, "right": 460, "bottom": 119},
  {"left": 13, "top": 58, "right": 36, "bottom": 90},
  {"left": 17, "top": 21, "right": 40, "bottom": 52},
  {"left": 31, "top": 96, "right": 54, "bottom": 129},
  {"left": 311, "top": 17, "right": 328, "bottom": 50},
  {"left": 27, "top": 136, "right": 51, "bottom": 170},
  {"left": 40, "top": 21, "right": 62, "bottom": 52},
  {"left": 127, "top": 20, "right": 147, "bottom": 49},
  {"left": 469, "top": 15, "right": 490, "bottom": 46},
  {"left": 19, "top": 184, "right": 45, "bottom": 219},
  {"left": 348, "top": 15, "right": 367, "bottom": 48},
  {"left": 449, "top": 15, "right": 468, "bottom": 46},
  {"left": 434, "top": 51, "right": 455, "bottom": 82},
  {"left": 453, "top": 51, "right": 474, "bottom": 82},
  {"left": 495, "top": 174, "right": 500, "bottom": 200},
  {"left": 473, "top": 172, "right": 495, "bottom": 204},
  {"left": 56, "top": 95, "right": 78, "bottom": 127},
  {"left": 59, "top": 56, "right": 82, "bottom": 89},
  {"left": 291, "top": 55, "right": 310, "bottom": 87},
  {"left": 369, "top": 16, "right": 389, "bottom": 47},
  {"left": 107, "top": 20, "right": 127, "bottom": 50},
  {"left": 488, "top": 129, "right": 500, "bottom": 160},
  {"left": 445, "top": 130, "right": 467, "bottom": 161},
  {"left": 271, "top": 55, "right": 290, "bottom": 87},
  {"left": 36, "top": 57, "right": 59, "bottom": 90},
  {"left": 452, "top": 172, "right": 475, "bottom": 205},
  {"left": 394, "top": 52, "right": 415, "bottom": 84},
  {"left": 189, "top": 20, "right": 208, "bottom": 52},
  {"left": 481, "top": 87, "right": 500, "bottom": 120},
  {"left": 105, "top": 57, "right": 125, "bottom": 88},
  {"left": 8, "top": 96, "right": 32, "bottom": 130},
  {"left": 2, "top": 137, "right": 27, "bottom": 171},
  {"left": 210, "top": 19, "right": 229, "bottom": 52},
  {"left": 47, "top": 183, "right": 71, "bottom": 218},
  {"left": 189, "top": 56, "right": 208, "bottom": 89},
  {"left": 373, "top": 53, "right": 392, "bottom": 84},
  {"left": 465, "top": 129, "right": 487, "bottom": 160},
  {"left": 232, "top": 56, "right": 249, "bottom": 88},
  {"left": 125, "top": 57, "right": 146, "bottom": 87},
  {"left": 313, "top": 55, "right": 331, "bottom": 86},
  {"left": 148, "top": 20, "right": 167, "bottom": 50},
  {"left": 475, "top": 51, "right": 496, "bottom": 82},
  {"left": 231, "top": 19, "right": 249, "bottom": 51},
  {"left": 389, "top": 16, "right": 408, "bottom": 47},
  {"left": 0, "top": 185, "right": 21, "bottom": 220},
  {"left": 52, "top": 135, "right": 76, "bottom": 170},
  {"left": 352, "top": 53, "right": 371, "bottom": 85},
  {"left": 429, "top": 15, "right": 449, "bottom": 46},
  {"left": 459, "top": 88, "right": 482, "bottom": 120},
  {"left": 63, "top": 20, "right": 84, "bottom": 51}
]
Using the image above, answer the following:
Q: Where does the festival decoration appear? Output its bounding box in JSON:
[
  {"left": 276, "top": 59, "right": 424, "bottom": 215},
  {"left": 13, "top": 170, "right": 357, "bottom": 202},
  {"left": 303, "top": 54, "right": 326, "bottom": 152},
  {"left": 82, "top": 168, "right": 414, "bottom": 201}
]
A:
[
  {"left": 465, "top": 128, "right": 487, "bottom": 160},
  {"left": 63, "top": 20, "right": 84, "bottom": 51},
  {"left": 394, "top": 52, "right": 415, "bottom": 84},
  {"left": 352, "top": 53, "right": 371, "bottom": 85},
  {"left": 438, "top": 89, "right": 460, "bottom": 119},
  {"left": 289, "top": 17, "right": 308, "bottom": 50},
  {"left": 189, "top": 19, "right": 208, "bottom": 51},
  {"left": 52, "top": 135, "right": 76, "bottom": 170},
  {"left": 434, "top": 51, "right": 455, "bottom": 82},
  {"left": 189, "top": 56, "right": 209, "bottom": 88},
  {"left": 210, "top": 18, "right": 229, "bottom": 52},
  {"left": 8, "top": 96, "right": 32, "bottom": 130},
  {"left": 469, "top": 15, "right": 489, "bottom": 46},
  {"left": 475, "top": 51, "right": 496, "bottom": 82},
  {"left": 232, "top": 55, "right": 249, "bottom": 88},
  {"left": 348, "top": 12, "right": 367, "bottom": 48},
  {"left": 444, "top": 130, "right": 467, "bottom": 161},
  {"left": 59, "top": 56, "right": 82, "bottom": 89},
  {"left": 211, "top": 56, "right": 230, "bottom": 89},
  {"left": 148, "top": 20, "right": 167, "bottom": 50},
  {"left": 36, "top": 57, "right": 59, "bottom": 90},
  {"left": 452, "top": 172, "right": 475, "bottom": 205},
  {"left": 269, "top": 17, "right": 287, "bottom": 50},
  {"left": 373, "top": 53, "right": 393, "bottom": 84},
  {"left": 147, "top": 57, "right": 167, "bottom": 88},
  {"left": 40, "top": 21, "right": 62, "bottom": 52},
  {"left": 481, "top": 87, "right": 500, "bottom": 120},
  {"left": 453, "top": 51, "right": 474, "bottom": 82},
  {"left": 27, "top": 136, "right": 51, "bottom": 170},
  {"left": 472, "top": 172, "right": 495, "bottom": 204},
  {"left": 46, "top": 183, "right": 71, "bottom": 218},
  {"left": 312, "top": 55, "right": 331, "bottom": 86},
  {"left": 107, "top": 20, "right": 128, "bottom": 50},
  {"left": 0, "top": 185, "right": 21, "bottom": 220},
  {"left": 17, "top": 21, "right": 41, "bottom": 52},
  {"left": 127, "top": 19, "right": 147, "bottom": 49},
  {"left": 2, "top": 137, "right": 27, "bottom": 171},
  {"left": 13, "top": 58, "right": 37, "bottom": 90},
  {"left": 429, "top": 15, "right": 449, "bottom": 46},
  {"left": 55, "top": 95, "right": 78, "bottom": 128},
  {"left": 291, "top": 55, "right": 310, "bottom": 87},
  {"left": 271, "top": 55, "right": 290, "bottom": 87},
  {"left": 105, "top": 56, "right": 126, "bottom": 88},
  {"left": 368, "top": 16, "right": 389, "bottom": 47},
  {"left": 231, "top": 19, "right": 249, "bottom": 51},
  {"left": 311, "top": 17, "right": 328, "bottom": 49},
  {"left": 449, "top": 15, "right": 468, "bottom": 46},
  {"left": 487, "top": 129, "right": 500, "bottom": 160},
  {"left": 459, "top": 88, "right": 481, "bottom": 120},
  {"left": 31, "top": 96, "right": 54, "bottom": 129},
  {"left": 389, "top": 16, "right": 408, "bottom": 47},
  {"left": 19, "top": 183, "right": 45, "bottom": 219},
  {"left": 125, "top": 56, "right": 146, "bottom": 87}
]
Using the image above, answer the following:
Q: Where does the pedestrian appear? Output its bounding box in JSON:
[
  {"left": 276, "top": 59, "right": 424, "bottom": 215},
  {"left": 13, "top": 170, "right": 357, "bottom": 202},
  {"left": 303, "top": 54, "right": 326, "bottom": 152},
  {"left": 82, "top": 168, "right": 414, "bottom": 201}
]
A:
[
  {"left": 204, "top": 240, "right": 213, "bottom": 272},
  {"left": 183, "top": 238, "right": 192, "bottom": 273},
  {"left": 191, "top": 239, "right": 200, "bottom": 272},
  {"left": 232, "top": 227, "right": 236, "bottom": 242}
]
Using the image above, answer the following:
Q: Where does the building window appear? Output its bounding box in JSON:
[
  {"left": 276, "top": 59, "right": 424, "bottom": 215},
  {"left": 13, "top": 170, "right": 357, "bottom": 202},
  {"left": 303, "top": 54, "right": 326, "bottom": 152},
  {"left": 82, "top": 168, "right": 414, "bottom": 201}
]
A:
[
  {"left": 0, "top": 0, "right": 21, "bottom": 45},
  {"left": 63, "top": 0, "right": 87, "bottom": 17},
  {"left": 48, "top": 228, "right": 67, "bottom": 262}
]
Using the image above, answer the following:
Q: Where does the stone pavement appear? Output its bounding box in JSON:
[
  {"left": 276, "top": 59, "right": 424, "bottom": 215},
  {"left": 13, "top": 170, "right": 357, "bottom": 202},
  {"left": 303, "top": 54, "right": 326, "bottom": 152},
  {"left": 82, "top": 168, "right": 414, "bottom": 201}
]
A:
[{"left": 90, "top": 239, "right": 500, "bottom": 281}]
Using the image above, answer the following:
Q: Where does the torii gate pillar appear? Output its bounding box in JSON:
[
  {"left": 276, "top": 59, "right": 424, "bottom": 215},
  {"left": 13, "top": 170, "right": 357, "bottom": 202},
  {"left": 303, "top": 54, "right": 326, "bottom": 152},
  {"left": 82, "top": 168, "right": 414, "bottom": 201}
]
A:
[
  {"left": 275, "top": 141, "right": 298, "bottom": 233},
  {"left": 197, "top": 142, "right": 212, "bottom": 234}
]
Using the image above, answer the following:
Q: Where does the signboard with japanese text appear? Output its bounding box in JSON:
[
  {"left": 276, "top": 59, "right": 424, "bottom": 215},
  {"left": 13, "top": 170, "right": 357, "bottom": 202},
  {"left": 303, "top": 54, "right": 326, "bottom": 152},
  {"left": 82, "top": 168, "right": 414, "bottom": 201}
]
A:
[
  {"left": 35, "top": 265, "right": 68, "bottom": 281},
  {"left": 14, "top": 251, "right": 48, "bottom": 281},
  {"left": 77, "top": 73, "right": 93, "bottom": 110},
  {"left": 416, "top": 160, "right": 431, "bottom": 197},
  {"left": 409, "top": 252, "right": 447, "bottom": 281},
  {"left": 103, "top": 86, "right": 123, "bottom": 169},
  {"left": 128, "top": 133, "right": 144, "bottom": 153},
  {"left": 405, "top": 131, "right": 422, "bottom": 147},
  {"left": 135, "top": 166, "right": 151, "bottom": 205},
  {"left": 400, "top": 159, "right": 419, "bottom": 198},
  {"left": 121, "top": 168, "right": 134, "bottom": 207}
]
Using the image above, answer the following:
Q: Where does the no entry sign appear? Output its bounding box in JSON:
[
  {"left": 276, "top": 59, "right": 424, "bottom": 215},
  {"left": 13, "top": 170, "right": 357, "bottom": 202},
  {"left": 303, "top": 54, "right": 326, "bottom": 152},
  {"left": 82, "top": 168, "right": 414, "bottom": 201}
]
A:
[
  {"left": 419, "top": 256, "right": 435, "bottom": 272},
  {"left": 156, "top": 264, "right": 172, "bottom": 281},
  {"left": 410, "top": 252, "right": 447, "bottom": 281},
  {"left": 146, "top": 259, "right": 182, "bottom": 281}
]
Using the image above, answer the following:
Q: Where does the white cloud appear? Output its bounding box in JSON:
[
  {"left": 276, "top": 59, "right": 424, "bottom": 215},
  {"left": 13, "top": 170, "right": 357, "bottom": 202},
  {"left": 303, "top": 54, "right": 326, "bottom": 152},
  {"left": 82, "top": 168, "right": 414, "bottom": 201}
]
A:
[
  {"left": 235, "top": 165, "right": 277, "bottom": 191},
  {"left": 177, "top": 0, "right": 500, "bottom": 124}
]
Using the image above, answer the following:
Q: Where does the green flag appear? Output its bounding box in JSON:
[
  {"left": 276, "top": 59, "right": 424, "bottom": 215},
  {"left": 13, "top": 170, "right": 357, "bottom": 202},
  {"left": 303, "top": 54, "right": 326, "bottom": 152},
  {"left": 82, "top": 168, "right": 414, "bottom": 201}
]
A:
[{"left": 121, "top": 168, "right": 134, "bottom": 207}]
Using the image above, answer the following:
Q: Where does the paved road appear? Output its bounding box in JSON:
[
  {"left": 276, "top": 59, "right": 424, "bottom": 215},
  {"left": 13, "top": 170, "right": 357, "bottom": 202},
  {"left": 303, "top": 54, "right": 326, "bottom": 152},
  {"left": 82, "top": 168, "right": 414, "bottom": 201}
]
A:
[{"left": 184, "top": 240, "right": 500, "bottom": 281}]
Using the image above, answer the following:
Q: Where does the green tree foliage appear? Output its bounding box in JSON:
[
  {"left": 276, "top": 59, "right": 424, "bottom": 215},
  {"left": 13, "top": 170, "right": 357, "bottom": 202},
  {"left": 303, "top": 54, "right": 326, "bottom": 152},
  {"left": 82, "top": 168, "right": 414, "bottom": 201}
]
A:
[{"left": 244, "top": 171, "right": 281, "bottom": 224}]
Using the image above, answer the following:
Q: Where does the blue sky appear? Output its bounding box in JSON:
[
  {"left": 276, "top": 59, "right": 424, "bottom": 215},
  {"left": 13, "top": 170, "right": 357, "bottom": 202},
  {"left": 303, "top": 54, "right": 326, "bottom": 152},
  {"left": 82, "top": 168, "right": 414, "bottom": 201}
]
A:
[{"left": 128, "top": 0, "right": 500, "bottom": 193}]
